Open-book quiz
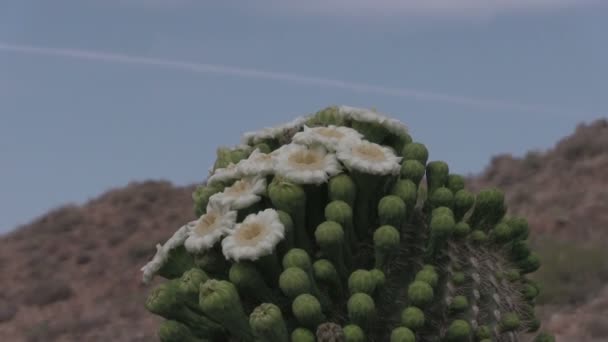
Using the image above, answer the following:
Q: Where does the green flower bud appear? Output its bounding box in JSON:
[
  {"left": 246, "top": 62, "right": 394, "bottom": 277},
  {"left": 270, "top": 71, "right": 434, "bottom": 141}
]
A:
[
  {"left": 422, "top": 264, "right": 436, "bottom": 272},
  {"left": 378, "top": 195, "right": 407, "bottom": 228},
  {"left": 283, "top": 248, "right": 312, "bottom": 271},
  {"left": 505, "top": 216, "right": 530, "bottom": 240},
  {"left": 402, "top": 142, "right": 428, "bottom": 164},
  {"left": 194, "top": 248, "right": 229, "bottom": 276},
  {"left": 178, "top": 268, "right": 209, "bottom": 299},
  {"left": 476, "top": 325, "right": 492, "bottom": 339},
  {"left": 447, "top": 174, "right": 465, "bottom": 193},
  {"left": 193, "top": 183, "right": 223, "bottom": 217},
  {"left": 250, "top": 303, "right": 289, "bottom": 342},
  {"left": 280, "top": 267, "right": 312, "bottom": 298},
  {"left": 504, "top": 269, "right": 521, "bottom": 282},
  {"left": 229, "top": 148, "right": 250, "bottom": 164},
  {"left": 452, "top": 272, "right": 466, "bottom": 285},
  {"left": 347, "top": 293, "right": 376, "bottom": 327},
  {"left": 390, "top": 327, "right": 415, "bottom": 342},
  {"left": 491, "top": 223, "right": 513, "bottom": 243},
  {"left": 253, "top": 143, "right": 272, "bottom": 154},
  {"left": 313, "top": 259, "right": 343, "bottom": 298},
  {"left": 449, "top": 296, "right": 468, "bottom": 312},
  {"left": 328, "top": 174, "right": 357, "bottom": 207},
  {"left": 277, "top": 210, "right": 295, "bottom": 255},
  {"left": 292, "top": 294, "right": 325, "bottom": 330},
  {"left": 373, "top": 225, "right": 400, "bottom": 269},
  {"left": 453, "top": 222, "right": 471, "bottom": 239},
  {"left": 445, "top": 320, "right": 471, "bottom": 341},
  {"left": 229, "top": 262, "right": 275, "bottom": 303},
  {"left": 430, "top": 214, "right": 455, "bottom": 237},
  {"left": 343, "top": 324, "right": 365, "bottom": 342},
  {"left": 401, "top": 160, "right": 426, "bottom": 185},
  {"left": 315, "top": 221, "right": 347, "bottom": 278},
  {"left": 453, "top": 189, "right": 474, "bottom": 221},
  {"left": 500, "top": 312, "right": 521, "bottom": 332},
  {"left": 269, "top": 178, "right": 313, "bottom": 253},
  {"left": 470, "top": 230, "right": 488, "bottom": 245},
  {"left": 511, "top": 240, "right": 531, "bottom": 260},
  {"left": 426, "top": 161, "right": 449, "bottom": 194},
  {"left": 325, "top": 200, "right": 357, "bottom": 250},
  {"left": 351, "top": 120, "right": 387, "bottom": 143},
  {"left": 391, "top": 179, "right": 418, "bottom": 210},
  {"left": 408, "top": 281, "right": 434, "bottom": 308},
  {"left": 157, "top": 245, "right": 196, "bottom": 280},
  {"left": 534, "top": 332, "right": 556, "bottom": 342},
  {"left": 291, "top": 328, "right": 316, "bottom": 342},
  {"left": 401, "top": 306, "right": 425, "bottom": 330},
  {"left": 431, "top": 206, "right": 454, "bottom": 218},
  {"left": 518, "top": 253, "right": 541, "bottom": 274},
  {"left": 308, "top": 106, "right": 345, "bottom": 126},
  {"left": 470, "top": 188, "right": 506, "bottom": 228},
  {"left": 348, "top": 269, "right": 376, "bottom": 295},
  {"left": 430, "top": 187, "right": 454, "bottom": 209},
  {"left": 370, "top": 269, "right": 386, "bottom": 290},
  {"left": 145, "top": 280, "right": 180, "bottom": 316},
  {"left": 199, "top": 279, "right": 252, "bottom": 340},
  {"left": 389, "top": 132, "right": 413, "bottom": 157},
  {"left": 415, "top": 269, "right": 439, "bottom": 288},
  {"left": 523, "top": 284, "right": 539, "bottom": 301},
  {"left": 158, "top": 320, "right": 200, "bottom": 342}
]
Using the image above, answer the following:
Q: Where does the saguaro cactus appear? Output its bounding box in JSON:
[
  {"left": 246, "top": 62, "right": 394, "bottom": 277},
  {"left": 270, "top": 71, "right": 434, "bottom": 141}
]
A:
[{"left": 140, "top": 105, "right": 553, "bottom": 342}]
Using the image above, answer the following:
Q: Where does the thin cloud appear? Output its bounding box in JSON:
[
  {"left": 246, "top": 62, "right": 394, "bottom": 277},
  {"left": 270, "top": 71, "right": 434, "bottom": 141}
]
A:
[
  {"left": 264, "top": 0, "right": 599, "bottom": 16},
  {"left": 0, "top": 42, "right": 570, "bottom": 114}
]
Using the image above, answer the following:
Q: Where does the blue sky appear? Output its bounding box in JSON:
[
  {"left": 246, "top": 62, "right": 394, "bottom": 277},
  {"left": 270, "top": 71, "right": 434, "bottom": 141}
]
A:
[{"left": 1, "top": 1, "right": 606, "bottom": 233}]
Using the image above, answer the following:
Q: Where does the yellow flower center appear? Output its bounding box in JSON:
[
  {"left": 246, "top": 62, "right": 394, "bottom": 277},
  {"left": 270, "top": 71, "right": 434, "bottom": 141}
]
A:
[
  {"left": 316, "top": 127, "right": 344, "bottom": 139},
  {"left": 353, "top": 143, "right": 386, "bottom": 162},
  {"left": 234, "top": 222, "right": 267, "bottom": 246},
  {"left": 225, "top": 179, "right": 250, "bottom": 196},
  {"left": 288, "top": 150, "right": 324, "bottom": 170},
  {"left": 195, "top": 212, "right": 218, "bottom": 235}
]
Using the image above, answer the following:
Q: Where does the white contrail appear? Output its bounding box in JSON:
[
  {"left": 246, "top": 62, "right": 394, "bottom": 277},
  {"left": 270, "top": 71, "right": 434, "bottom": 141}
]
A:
[{"left": 0, "top": 42, "right": 566, "bottom": 114}]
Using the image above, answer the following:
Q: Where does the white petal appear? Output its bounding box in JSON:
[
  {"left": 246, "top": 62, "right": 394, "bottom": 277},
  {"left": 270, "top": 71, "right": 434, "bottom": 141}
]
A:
[
  {"left": 207, "top": 163, "right": 242, "bottom": 185},
  {"left": 338, "top": 105, "right": 409, "bottom": 137},
  {"left": 221, "top": 209, "right": 285, "bottom": 261},
  {"left": 273, "top": 144, "right": 342, "bottom": 185},
  {"left": 292, "top": 125, "right": 364, "bottom": 151},
  {"left": 140, "top": 224, "right": 190, "bottom": 284},
  {"left": 208, "top": 176, "right": 267, "bottom": 210},
  {"left": 236, "top": 149, "right": 276, "bottom": 176},
  {"left": 336, "top": 139, "right": 402, "bottom": 176},
  {"left": 183, "top": 202, "right": 237, "bottom": 254}
]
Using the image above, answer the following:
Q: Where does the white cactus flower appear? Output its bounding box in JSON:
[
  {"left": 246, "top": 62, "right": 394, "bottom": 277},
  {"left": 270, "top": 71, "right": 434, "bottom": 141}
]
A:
[
  {"left": 338, "top": 105, "right": 409, "bottom": 137},
  {"left": 292, "top": 125, "right": 363, "bottom": 151},
  {"left": 183, "top": 201, "right": 238, "bottom": 254},
  {"left": 336, "top": 139, "right": 402, "bottom": 176},
  {"left": 222, "top": 209, "right": 285, "bottom": 261},
  {"left": 236, "top": 148, "right": 275, "bottom": 177},
  {"left": 241, "top": 116, "right": 308, "bottom": 145},
  {"left": 140, "top": 224, "right": 190, "bottom": 284},
  {"left": 273, "top": 143, "right": 342, "bottom": 185},
  {"left": 207, "top": 163, "right": 241, "bottom": 185},
  {"left": 208, "top": 175, "right": 267, "bottom": 210}
]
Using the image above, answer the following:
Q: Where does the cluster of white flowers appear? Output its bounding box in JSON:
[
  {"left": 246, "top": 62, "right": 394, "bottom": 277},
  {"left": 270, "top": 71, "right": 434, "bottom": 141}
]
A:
[{"left": 141, "top": 106, "right": 406, "bottom": 283}]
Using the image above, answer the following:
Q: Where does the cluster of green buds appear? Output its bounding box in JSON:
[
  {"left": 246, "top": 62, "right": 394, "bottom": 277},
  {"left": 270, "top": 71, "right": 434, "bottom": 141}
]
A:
[{"left": 140, "top": 106, "right": 554, "bottom": 342}]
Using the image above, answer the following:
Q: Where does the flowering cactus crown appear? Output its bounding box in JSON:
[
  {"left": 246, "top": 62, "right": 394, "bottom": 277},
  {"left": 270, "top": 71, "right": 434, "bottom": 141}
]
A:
[{"left": 141, "top": 106, "right": 554, "bottom": 342}]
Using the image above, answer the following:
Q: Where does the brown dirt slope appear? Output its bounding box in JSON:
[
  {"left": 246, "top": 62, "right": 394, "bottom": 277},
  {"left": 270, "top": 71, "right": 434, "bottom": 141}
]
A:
[
  {"left": 0, "top": 180, "right": 197, "bottom": 341},
  {"left": 0, "top": 119, "right": 606, "bottom": 341}
]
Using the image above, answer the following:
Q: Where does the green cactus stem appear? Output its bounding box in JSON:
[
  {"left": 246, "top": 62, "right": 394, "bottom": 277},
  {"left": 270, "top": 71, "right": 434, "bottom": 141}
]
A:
[
  {"left": 250, "top": 303, "right": 290, "bottom": 342},
  {"left": 199, "top": 279, "right": 253, "bottom": 341},
  {"left": 229, "top": 262, "right": 276, "bottom": 303}
]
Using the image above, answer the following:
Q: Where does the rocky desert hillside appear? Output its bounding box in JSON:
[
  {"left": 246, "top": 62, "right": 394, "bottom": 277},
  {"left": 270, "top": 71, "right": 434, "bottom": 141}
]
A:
[{"left": 0, "top": 119, "right": 606, "bottom": 342}]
